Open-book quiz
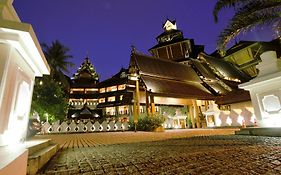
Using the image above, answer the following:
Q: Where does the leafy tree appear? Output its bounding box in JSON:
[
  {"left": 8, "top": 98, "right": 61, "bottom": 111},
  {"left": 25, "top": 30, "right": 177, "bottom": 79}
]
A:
[
  {"left": 42, "top": 40, "right": 74, "bottom": 87},
  {"left": 213, "top": 0, "right": 281, "bottom": 51},
  {"left": 30, "top": 75, "right": 68, "bottom": 123},
  {"left": 42, "top": 40, "right": 74, "bottom": 74},
  {"left": 30, "top": 40, "right": 74, "bottom": 123}
]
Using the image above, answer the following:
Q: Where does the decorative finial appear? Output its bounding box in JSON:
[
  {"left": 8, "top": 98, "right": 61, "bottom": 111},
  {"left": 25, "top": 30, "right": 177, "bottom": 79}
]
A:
[{"left": 131, "top": 45, "right": 137, "bottom": 53}]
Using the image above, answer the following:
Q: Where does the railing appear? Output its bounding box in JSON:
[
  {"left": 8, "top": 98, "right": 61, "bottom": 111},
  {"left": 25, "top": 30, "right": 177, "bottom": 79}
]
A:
[{"left": 41, "top": 120, "right": 129, "bottom": 134}]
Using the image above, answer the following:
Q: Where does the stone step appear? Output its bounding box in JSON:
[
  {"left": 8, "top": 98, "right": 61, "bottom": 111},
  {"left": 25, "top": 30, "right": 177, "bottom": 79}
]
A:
[
  {"left": 26, "top": 139, "right": 52, "bottom": 155},
  {"left": 26, "top": 139, "right": 59, "bottom": 175}
]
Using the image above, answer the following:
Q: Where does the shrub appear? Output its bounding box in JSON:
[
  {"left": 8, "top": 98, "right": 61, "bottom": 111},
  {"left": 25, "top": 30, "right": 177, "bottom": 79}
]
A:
[{"left": 129, "top": 114, "right": 165, "bottom": 131}]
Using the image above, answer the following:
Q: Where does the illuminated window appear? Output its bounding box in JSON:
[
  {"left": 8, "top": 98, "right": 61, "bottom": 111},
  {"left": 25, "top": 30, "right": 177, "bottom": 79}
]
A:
[
  {"left": 99, "top": 98, "right": 105, "bottom": 103},
  {"left": 99, "top": 88, "right": 106, "bottom": 93},
  {"left": 106, "top": 86, "right": 117, "bottom": 92},
  {"left": 118, "top": 105, "right": 128, "bottom": 115},
  {"left": 118, "top": 84, "right": 126, "bottom": 90},
  {"left": 120, "top": 95, "right": 123, "bottom": 101},
  {"left": 108, "top": 96, "right": 115, "bottom": 102},
  {"left": 86, "top": 99, "right": 98, "bottom": 106},
  {"left": 70, "top": 88, "right": 84, "bottom": 94},
  {"left": 85, "top": 88, "right": 98, "bottom": 93},
  {"left": 106, "top": 107, "right": 115, "bottom": 115}
]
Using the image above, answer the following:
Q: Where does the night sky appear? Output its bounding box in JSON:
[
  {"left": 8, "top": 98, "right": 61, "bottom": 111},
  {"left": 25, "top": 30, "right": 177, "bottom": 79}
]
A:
[{"left": 13, "top": 0, "right": 274, "bottom": 80}]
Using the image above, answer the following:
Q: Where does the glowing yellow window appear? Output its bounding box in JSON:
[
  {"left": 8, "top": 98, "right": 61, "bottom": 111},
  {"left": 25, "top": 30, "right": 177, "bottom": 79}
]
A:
[
  {"left": 99, "top": 98, "right": 105, "bottom": 103},
  {"left": 108, "top": 96, "right": 115, "bottom": 102},
  {"left": 99, "top": 88, "right": 106, "bottom": 93},
  {"left": 118, "top": 84, "right": 126, "bottom": 90},
  {"left": 106, "top": 86, "right": 117, "bottom": 92}
]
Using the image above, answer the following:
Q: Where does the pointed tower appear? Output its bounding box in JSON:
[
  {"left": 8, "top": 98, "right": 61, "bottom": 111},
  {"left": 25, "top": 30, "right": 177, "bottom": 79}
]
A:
[
  {"left": 149, "top": 19, "right": 204, "bottom": 62},
  {"left": 72, "top": 57, "right": 99, "bottom": 84},
  {"left": 68, "top": 57, "right": 101, "bottom": 120}
]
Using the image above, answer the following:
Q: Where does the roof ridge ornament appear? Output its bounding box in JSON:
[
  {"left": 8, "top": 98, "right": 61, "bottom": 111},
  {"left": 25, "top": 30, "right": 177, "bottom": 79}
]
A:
[
  {"left": 131, "top": 45, "right": 137, "bottom": 54},
  {"left": 163, "top": 19, "right": 177, "bottom": 31}
]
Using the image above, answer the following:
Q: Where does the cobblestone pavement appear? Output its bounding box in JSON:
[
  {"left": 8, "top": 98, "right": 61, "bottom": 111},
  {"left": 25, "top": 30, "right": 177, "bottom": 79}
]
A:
[
  {"left": 36, "top": 130, "right": 281, "bottom": 175},
  {"left": 32, "top": 129, "right": 238, "bottom": 149}
]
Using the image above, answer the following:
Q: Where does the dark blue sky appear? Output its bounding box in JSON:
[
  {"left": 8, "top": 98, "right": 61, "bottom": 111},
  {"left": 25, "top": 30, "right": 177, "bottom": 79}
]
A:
[{"left": 13, "top": 0, "right": 274, "bottom": 80}]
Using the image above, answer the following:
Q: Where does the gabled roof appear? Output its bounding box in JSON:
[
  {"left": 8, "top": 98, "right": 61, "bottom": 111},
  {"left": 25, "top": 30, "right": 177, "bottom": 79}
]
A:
[
  {"left": 141, "top": 75, "right": 213, "bottom": 99},
  {"left": 149, "top": 37, "right": 186, "bottom": 50},
  {"left": 67, "top": 105, "right": 102, "bottom": 119},
  {"left": 97, "top": 68, "right": 129, "bottom": 88},
  {"left": 130, "top": 52, "right": 215, "bottom": 99},
  {"left": 199, "top": 53, "right": 252, "bottom": 82},
  {"left": 131, "top": 53, "right": 202, "bottom": 83},
  {"left": 72, "top": 57, "right": 99, "bottom": 81},
  {"left": 71, "top": 57, "right": 99, "bottom": 87},
  {"left": 215, "top": 89, "right": 251, "bottom": 105},
  {"left": 210, "top": 41, "right": 257, "bottom": 57}
]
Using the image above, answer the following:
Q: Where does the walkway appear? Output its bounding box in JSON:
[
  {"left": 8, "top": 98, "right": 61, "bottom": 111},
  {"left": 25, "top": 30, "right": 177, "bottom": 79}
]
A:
[
  {"left": 34, "top": 129, "right": 281, "bottom": 174},
  {"left": 32, "top": 128, "right": 238, "bottom": 149}
]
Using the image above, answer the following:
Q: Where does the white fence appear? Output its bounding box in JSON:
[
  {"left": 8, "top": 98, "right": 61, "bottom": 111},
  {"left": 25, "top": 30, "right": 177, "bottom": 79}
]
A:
[{"left": 41, "top": 121, "right": 129, "bottom": 134}]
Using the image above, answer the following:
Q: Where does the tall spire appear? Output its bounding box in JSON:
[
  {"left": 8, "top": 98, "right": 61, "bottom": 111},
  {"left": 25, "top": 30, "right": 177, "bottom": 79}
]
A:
[{"left": 72, "top": 57, "right": 99, "bottom": 82}]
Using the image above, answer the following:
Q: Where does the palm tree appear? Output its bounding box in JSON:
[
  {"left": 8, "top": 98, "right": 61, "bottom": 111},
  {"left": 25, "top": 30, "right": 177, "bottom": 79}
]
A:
[
  {"left": 42, "top": 40, "right": 74, "bottom": 88},
  {"left": 213, "top": 0, "right": 281, "bottom": 50}
]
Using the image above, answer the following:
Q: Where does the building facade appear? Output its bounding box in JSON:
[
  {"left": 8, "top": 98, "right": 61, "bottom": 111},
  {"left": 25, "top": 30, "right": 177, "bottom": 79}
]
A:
[
  {"left": 66, "top": 19, "right": 280, "bottom": 129},
  {"left": 67, "top": 58, "right": 102, "bottom": 120}
]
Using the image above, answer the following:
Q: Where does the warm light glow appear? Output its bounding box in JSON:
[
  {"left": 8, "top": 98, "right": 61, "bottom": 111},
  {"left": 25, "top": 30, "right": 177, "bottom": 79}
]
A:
[
  {"left": 5, "top": 81, "right": 31, "bottom": 145},
  {"left": 108, "top": 96, "right": 115, "bottom": 102},
  {"left": 118, "top": 84, "right": 126, "bottom": 90},
  {"left": 99, "top": 98, "right": 105, "bottom": 103},
  {"left": 237, "top": 115, "right": 244, "bottom": 126},
  {"left": 226, "top": 116, "right": 232, "bottom": 126},
  {"left": 99, "top": 88, "right": 106, "bottom": 93},
  {"left": 216, "top": 117, "right": 222, "bottom": 126},
  {"left": 106, "top": 107, "right": 115, "bottom": 115},
  {"left": 250, "top": 115, "right": 256, "bottom": 124},
  {"left": 106, "top": 86, "right": 117, "bottom": 92},
  {"left": 85, "top": 88, "right": 98, "bottom": 93},
  {"left": 163, "top": 20, "right": 177, "bottom": 31},
  {"left": 118, "top": 105, "right": 128, "bottom": 115},
  {"left": 71, "top": 88, "right": 84, "bottom": 92}
]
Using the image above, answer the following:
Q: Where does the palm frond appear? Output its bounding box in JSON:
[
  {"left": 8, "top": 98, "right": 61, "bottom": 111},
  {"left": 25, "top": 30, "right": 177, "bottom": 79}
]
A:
[
  {"left": 213, "top": 0, "right": 258, "bottom": 22},
  {"left": 217, "top": 7, "right": 281, "bottom": 49}
]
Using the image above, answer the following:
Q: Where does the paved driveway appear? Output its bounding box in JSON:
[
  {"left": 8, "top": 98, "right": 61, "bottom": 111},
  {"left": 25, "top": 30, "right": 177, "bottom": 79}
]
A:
[{"left": 35, "top": 129, "right": 281, "bottom": 175}]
